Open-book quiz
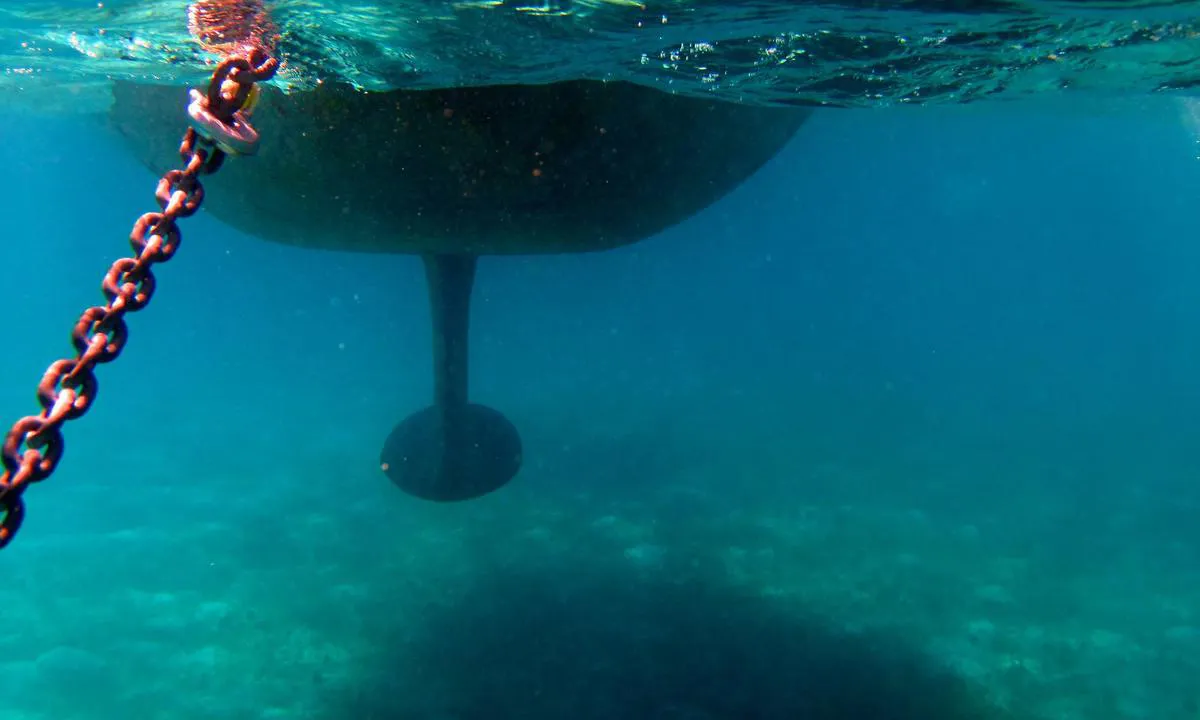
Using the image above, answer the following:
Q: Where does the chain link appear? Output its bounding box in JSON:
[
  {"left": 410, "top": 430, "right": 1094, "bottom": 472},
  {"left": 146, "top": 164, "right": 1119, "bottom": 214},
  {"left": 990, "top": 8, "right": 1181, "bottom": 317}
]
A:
[{"left": 0, "top": 50, "right": 279, "bottom": 549}]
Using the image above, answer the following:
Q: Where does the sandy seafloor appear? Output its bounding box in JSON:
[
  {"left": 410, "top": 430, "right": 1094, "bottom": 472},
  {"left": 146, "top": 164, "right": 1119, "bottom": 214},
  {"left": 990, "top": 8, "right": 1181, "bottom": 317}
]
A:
[{"left": 4, "top": 408, "right": 1197, "bottom": 720}]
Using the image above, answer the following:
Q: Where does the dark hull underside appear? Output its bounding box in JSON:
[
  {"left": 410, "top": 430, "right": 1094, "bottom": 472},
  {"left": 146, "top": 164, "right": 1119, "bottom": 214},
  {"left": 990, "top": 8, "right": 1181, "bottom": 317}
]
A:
[{"left": 110, "top": 79, "right": 809, "bottom": 255}]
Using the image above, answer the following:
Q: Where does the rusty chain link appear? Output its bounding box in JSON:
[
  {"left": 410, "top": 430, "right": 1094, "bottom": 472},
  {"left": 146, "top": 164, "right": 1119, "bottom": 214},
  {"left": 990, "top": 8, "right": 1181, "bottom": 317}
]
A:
[{"left": 0, "top": 49, "right": 279, "bottom": 549}]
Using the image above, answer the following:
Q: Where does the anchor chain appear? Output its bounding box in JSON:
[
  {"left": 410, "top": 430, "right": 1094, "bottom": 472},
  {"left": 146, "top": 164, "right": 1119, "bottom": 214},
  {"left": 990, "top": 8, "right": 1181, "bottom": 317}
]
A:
[{"left": 0, "top": 50, "right": 279, "bottom": 549}]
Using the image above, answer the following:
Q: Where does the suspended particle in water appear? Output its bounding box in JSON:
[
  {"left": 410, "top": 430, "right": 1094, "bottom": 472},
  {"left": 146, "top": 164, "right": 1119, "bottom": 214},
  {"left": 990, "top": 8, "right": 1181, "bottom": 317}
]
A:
[{"left": 1181, "top": 97, "right": 1200, "bottom": 160}]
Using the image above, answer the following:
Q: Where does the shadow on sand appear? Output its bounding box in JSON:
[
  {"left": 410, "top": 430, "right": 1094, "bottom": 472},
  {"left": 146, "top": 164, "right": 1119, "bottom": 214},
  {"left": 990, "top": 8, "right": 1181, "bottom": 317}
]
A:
[{"left": 323, "top": 554, "right": 1012, "bottom": 720}]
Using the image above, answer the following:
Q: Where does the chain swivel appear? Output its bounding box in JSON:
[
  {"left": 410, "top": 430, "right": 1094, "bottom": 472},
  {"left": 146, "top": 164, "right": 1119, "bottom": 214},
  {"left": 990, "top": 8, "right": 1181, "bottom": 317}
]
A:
[
  {"left": 187, "top": 86, "right": 262, "bottom": 157},
  {"left": 186, "top": 50, "right": 276, "bottom": 158}
]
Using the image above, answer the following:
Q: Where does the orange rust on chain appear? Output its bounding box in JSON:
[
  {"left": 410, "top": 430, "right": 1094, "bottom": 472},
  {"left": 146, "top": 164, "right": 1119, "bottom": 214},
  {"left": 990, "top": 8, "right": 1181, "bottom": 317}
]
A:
[{"left": 0, "top": 46, "right": 279, "bottom": 549}]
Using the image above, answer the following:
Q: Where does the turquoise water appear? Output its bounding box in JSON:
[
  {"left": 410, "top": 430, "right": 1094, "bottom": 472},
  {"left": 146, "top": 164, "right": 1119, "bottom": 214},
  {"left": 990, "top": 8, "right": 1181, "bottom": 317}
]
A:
[{"left": 4, "top": 2, "right": 1200, "bottom": 719}]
